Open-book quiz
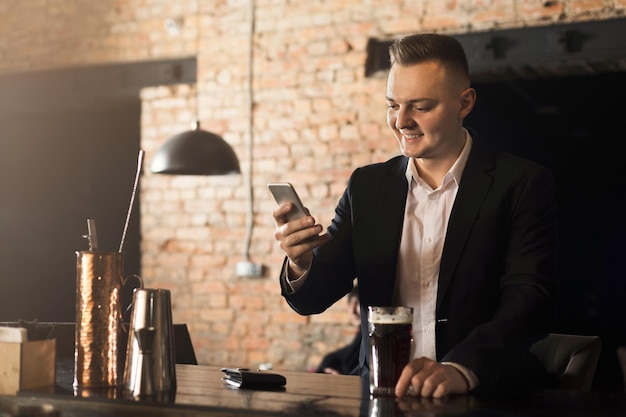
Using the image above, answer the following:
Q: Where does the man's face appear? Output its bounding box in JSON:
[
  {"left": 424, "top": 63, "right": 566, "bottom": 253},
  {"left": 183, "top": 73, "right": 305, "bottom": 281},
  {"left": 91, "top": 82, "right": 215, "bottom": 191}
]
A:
[{"left": 386, "top": 60, "right": 474, "bottom": 160}]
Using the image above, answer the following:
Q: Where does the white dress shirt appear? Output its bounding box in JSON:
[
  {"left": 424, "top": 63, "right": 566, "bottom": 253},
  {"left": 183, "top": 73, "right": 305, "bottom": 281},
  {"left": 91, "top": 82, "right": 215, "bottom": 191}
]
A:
[{"left": 393, "top": 130, "right": 477, "bottom": 388}]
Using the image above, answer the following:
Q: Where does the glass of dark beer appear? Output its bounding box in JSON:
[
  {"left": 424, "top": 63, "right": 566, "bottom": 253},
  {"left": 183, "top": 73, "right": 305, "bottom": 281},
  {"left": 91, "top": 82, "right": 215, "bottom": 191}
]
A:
[{"left": 367, "top": 306, "right": 413, "bottom": 397}]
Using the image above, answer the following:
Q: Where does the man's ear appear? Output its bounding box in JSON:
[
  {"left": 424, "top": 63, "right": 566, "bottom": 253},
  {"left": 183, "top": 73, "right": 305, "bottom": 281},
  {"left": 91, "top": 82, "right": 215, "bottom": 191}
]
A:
[{"left": 459, "top": 87, "right": 476, "bottom": 118}]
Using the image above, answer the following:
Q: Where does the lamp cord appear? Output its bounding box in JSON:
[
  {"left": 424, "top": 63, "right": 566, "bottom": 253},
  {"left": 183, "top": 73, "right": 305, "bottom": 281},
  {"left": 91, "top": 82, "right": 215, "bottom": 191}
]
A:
[
  {"left": 242, "top": 0, "right": 255, "bottom": 262},
  {"left": 195, "top": 1, "right": 201, "bottom": 125}
]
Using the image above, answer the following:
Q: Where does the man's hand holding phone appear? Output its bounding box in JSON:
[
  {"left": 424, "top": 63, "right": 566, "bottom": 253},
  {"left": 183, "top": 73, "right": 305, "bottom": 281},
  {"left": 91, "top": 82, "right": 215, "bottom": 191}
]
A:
[{"left": 268, "top": 182, "right": 330, "bottom": 276}]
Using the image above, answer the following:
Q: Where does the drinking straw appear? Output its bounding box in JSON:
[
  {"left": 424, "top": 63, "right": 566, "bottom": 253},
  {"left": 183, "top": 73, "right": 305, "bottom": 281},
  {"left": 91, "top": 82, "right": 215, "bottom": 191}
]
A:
[{"left": 119, "top": 150, "right": 145, "bottom": 253}]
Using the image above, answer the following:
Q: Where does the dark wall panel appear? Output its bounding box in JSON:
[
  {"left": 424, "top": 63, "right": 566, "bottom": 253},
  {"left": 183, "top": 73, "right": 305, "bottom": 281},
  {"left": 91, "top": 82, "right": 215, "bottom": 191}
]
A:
[
  {"left": 465, "top": 71, "right": 626, "bottom": 392},
  {"left": 0, "top": 98, "right": 141, "bottom": 322}
]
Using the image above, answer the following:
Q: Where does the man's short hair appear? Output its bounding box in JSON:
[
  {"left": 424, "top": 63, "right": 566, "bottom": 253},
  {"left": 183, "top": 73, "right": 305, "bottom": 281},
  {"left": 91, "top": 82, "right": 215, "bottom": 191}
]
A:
[{"left": 389, "top": 33, "right": 470, "bottom": 82}]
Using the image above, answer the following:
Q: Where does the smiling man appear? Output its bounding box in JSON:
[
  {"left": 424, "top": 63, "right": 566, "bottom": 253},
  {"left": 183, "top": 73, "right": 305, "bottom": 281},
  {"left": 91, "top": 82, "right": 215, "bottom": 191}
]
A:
[{"left": 272, "top": 33, "right": 559, "bottom": 398}]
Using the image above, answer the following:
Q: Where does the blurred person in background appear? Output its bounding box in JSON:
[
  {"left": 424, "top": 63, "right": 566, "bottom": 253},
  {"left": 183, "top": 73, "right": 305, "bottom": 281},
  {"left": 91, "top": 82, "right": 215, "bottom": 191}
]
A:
[{"left": 316, "top": 285, "right": 361, "bottom": 375}]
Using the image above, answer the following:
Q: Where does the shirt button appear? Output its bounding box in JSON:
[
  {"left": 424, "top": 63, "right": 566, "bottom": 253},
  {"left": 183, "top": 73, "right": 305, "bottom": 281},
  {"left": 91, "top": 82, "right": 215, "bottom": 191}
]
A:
[
  {"left": 422, "top": 281, "right": 431, "bottom": 288},
  {"left": 424, "top": 237, "right": 432, "bottom": 244}
]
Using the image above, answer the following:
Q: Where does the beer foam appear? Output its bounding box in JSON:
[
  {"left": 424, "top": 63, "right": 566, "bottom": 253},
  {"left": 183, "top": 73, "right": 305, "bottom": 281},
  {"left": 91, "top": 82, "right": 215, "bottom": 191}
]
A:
[{"left": 368, "top": 306, "right": 413, "bottom": 324}]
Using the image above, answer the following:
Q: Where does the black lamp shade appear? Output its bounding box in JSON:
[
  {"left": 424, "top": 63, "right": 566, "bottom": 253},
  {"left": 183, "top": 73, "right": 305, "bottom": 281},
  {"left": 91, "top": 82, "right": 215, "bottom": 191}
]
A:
[{"left": 151, "top": 125, "right": 240, "bottom": 175}]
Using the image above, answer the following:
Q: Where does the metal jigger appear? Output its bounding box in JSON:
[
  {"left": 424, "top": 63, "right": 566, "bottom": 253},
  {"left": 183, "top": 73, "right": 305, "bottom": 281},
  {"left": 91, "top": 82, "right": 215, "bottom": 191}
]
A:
[{"left": 130, "top": 327, "right": 157, "bottom": 398}]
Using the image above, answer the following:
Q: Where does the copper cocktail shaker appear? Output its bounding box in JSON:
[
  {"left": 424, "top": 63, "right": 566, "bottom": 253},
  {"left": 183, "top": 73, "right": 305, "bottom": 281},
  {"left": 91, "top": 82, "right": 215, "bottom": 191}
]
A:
[{"left": 74, "top": 250, "right": 125, "bottom": 390}]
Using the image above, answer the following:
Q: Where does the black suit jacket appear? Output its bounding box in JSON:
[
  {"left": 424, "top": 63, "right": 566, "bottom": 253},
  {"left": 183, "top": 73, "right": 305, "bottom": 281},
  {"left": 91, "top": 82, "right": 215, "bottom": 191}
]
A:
[{"left": 282, "top": 135, "right": 559, "bottom": 393}]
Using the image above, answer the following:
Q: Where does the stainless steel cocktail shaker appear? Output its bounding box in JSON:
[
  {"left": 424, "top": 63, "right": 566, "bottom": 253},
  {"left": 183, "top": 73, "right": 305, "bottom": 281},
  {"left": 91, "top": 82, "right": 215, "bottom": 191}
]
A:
[{"left": 123, "top": 288, "right": 176, "bottom": 400}]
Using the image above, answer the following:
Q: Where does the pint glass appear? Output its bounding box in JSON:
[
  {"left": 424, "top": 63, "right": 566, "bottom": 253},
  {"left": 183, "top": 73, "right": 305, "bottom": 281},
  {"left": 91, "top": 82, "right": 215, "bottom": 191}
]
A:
[{"left": 367, "top": 306, "right": 413, "bottom": 396}]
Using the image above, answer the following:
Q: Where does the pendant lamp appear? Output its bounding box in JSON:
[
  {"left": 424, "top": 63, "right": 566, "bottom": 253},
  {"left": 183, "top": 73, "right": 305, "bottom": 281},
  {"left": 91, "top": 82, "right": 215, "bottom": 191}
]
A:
[
  {"left": 151, "top": 4, "right": 240, "bottom": 176},
  {"left": 150, "top": 120, "right": 240, "bottom": 175}
]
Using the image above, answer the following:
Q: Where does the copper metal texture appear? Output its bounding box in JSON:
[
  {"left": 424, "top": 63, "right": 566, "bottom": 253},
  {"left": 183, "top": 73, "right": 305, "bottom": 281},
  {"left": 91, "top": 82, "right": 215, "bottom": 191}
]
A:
[{"left": 74, "top": 251, "right": 124, "bottom": 388}]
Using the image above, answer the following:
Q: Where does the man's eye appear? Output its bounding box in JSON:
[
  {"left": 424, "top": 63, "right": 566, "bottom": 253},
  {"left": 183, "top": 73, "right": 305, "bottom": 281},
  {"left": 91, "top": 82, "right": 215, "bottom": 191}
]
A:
[
  {"left": 387, "top": 104, "right": 399, "bottom": 110},
  {"left": 414, "top": 105, "right": 430, "bottom": 112}
]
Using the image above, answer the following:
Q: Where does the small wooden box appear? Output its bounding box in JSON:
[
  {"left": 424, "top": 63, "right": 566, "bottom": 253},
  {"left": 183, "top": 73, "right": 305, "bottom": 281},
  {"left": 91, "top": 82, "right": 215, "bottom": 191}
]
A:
[{"left": 0, "top": 339, "right": 56, "bottom": 395}]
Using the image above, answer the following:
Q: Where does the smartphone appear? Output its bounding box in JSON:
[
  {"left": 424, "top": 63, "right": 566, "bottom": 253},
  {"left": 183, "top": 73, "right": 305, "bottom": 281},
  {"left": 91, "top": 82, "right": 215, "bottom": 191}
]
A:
[{"left": 268, "top": 182, "right": 308, "bottom": 222}]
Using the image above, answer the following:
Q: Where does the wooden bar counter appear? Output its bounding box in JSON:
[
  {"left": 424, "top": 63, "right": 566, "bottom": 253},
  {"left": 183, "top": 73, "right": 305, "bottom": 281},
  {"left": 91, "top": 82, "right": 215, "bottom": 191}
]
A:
[{"left": 1, "top": 362, "right": 625, "bottom": 416}]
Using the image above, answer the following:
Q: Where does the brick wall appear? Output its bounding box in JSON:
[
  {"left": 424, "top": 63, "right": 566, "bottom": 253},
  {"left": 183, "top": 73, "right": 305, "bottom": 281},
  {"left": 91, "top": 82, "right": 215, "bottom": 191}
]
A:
[{"left": 1, "top": 0, "right": 624, "bottom": 371}]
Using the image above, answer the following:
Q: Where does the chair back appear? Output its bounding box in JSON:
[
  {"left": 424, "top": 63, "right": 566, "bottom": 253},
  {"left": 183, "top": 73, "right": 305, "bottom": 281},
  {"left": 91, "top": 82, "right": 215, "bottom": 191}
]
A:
[{"left": 530, "top": 333, "right": 601, "bottom": 391}]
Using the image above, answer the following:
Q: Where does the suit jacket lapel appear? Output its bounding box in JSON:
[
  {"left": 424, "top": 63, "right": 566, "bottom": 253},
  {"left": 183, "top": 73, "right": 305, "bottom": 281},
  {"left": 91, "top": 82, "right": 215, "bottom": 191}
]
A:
[{"left": 437, "top": 138, "right": 495, "bottom": 309}]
